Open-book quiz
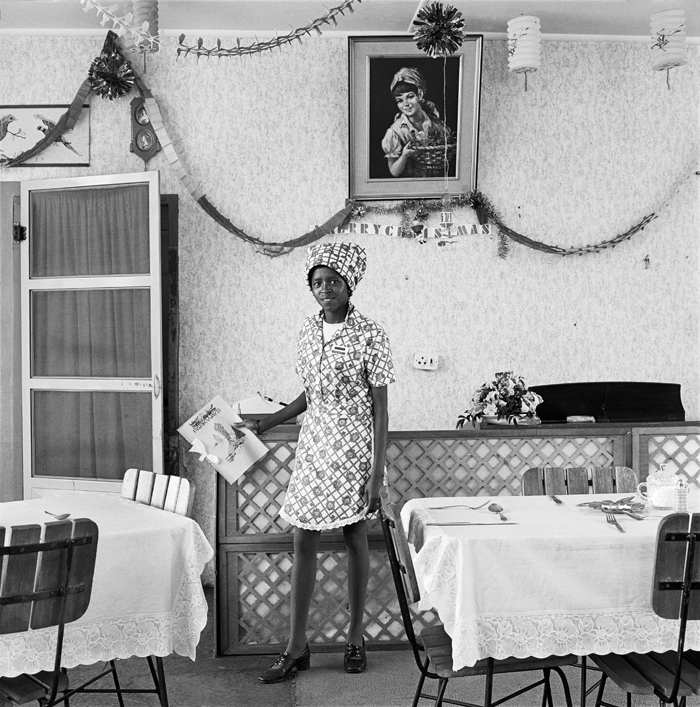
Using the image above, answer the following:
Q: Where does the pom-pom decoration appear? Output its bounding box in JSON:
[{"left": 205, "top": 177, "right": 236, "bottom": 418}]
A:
[
  {"left": 412, "top": 1, "right": 466, "bottom": 58},
  {"left": 88, "top": 31, "right": 135, "bottom": 100}
]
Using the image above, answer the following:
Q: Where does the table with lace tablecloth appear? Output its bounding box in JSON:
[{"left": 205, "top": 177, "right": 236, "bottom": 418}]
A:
[
  {"left": 0, "top": 491, "right": 214, "bottom": 678},
  {"left": 401, "top": 493, "right": 700, "bottom": 672}
]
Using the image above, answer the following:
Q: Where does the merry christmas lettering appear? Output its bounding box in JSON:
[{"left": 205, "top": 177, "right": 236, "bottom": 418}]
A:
[{"left": 332, "top": 221, "right": 492, "bottom": 239}]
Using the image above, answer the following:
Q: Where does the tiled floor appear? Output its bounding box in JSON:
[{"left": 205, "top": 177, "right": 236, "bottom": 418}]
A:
[
  {"left": 15, "top": 588, "right": 689, "bottom": 707},
  {"left": 66, "top": 587, "right": 295, "bottom": 707}
]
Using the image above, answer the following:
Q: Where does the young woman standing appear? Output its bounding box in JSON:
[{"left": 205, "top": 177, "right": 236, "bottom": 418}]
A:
[{"left": 243, "top": 242, "right": 395, "bottom": 682}]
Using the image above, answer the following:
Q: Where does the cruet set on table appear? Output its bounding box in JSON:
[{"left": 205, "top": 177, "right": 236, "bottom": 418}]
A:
[
  {"left": 578, "top": 463, "right": 691, "bottom": 517},
  {"left": 636, "top": 463, "right": 691, "bottom": 512}
]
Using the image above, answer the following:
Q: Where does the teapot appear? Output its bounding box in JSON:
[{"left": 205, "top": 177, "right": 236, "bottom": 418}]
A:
[{"left": 637, "top": 463, "right": 683, "bottom": 509}]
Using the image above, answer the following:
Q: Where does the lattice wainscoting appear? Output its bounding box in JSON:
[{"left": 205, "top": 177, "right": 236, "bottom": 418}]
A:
[
  {"left": 217, "top": 423, "right": 699, "bottom": 654},
  {"left": 633, "top": 426, "right": 700, "bottom": 486},
  {"left": 386, "top": 435, "right": 618, "bottom": 499},
  {"left": 217, "top": 540, "right": 438, "bottom": 654}
]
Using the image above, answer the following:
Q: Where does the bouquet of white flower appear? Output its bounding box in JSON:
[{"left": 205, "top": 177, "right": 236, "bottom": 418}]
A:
[{"left": 456, "top": 371, "right": 543, "bottom": 428}]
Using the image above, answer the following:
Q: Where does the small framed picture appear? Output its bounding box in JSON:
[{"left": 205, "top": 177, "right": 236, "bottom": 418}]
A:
[
  {"left": 0, "top": 105, "right": 90, "bottom": 166},
  {"left": 349, "top": 35, "right": 482, "bottom": 201}
]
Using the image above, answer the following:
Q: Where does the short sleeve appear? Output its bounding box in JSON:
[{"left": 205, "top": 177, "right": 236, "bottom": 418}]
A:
[
  {"left": 381, "top": 127, "right": 403, "bottom": 160},
  {"left": 365, "top": 326, "right": 396, "bottom": 387}
]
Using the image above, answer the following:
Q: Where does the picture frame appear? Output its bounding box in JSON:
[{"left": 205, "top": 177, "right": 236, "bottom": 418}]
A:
[
  {"left": 0, "top": 104, "right": 90, "bottom": 166},
  {"left": 349, "top": 35, "right": 482, "bottom": 201}
]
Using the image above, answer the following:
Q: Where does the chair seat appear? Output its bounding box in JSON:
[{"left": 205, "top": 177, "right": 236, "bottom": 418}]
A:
[
  {"left": 0, "top": 671, "right": 69, "bottom": 704},
  {"left": 591, "top": 651, "right": 700, "bottom": 699},
  {"left": 420, "top": 625, "right": 577, "bottom": 679}
]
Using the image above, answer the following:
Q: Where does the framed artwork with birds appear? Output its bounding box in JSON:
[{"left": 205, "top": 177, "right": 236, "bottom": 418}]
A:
[{"left": 0, "top": 104, "right": 90, "bottom": 166}]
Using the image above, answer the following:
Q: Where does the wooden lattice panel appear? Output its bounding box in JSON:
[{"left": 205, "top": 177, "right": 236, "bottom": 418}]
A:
[
  {"left": 386, "top": 436, "right": 615, "bottom": 499},
  {"left": 647, "top": 434, "right": 700, "bottom": 486},
  {"left": 218, "top": 425, "right": 700, "bottom": 654},
  {"left": 218, "top": 545, "right": 438, "bottom": 654},
  {"left": 234, "top": 441, "right": 296, "bottom": 535}
]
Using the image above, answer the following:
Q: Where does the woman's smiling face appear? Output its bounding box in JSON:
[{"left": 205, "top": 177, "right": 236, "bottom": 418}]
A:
[
  {"left": 309, "top": 266, "right": 349, "bottom": 320},
  {"left": 395, "top": 89, "right": 423, "bottom": 117}
]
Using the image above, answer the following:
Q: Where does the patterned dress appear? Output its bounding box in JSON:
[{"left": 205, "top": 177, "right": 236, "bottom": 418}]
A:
[{"left": 280, "top": 303, "right": 396, "bottom": 531}]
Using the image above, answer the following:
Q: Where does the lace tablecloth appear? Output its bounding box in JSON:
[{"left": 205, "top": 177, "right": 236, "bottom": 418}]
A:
[
  {"left": 402, "top": 493, "right": 700, "bottom": 672},
  {"left": 0, "top": 491, "right": 214, "bottom": 678}
]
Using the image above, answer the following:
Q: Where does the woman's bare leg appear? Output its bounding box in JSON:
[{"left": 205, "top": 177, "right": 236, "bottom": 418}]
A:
[
  {"left": 286, "top": 527, "right": 321, "bottom": 656},
  {"left": 343, "top": 520, "right": 369, "bottom": 646}
]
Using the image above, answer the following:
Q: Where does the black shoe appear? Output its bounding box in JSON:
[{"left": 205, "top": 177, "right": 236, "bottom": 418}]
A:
[
  {"left": 344, "top": 639, "right": 367, "bottom": 673},
  {"left": 258, "top": 644, "right": 311, "bottom": 683}
]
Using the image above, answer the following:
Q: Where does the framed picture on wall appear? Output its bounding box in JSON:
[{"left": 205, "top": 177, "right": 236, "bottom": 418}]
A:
[
  {"left": 0, "top": 105, "right": 90, "bottom": 166},
  {"left": 349, "top": 35, "right": 482, "bottom": 201}
]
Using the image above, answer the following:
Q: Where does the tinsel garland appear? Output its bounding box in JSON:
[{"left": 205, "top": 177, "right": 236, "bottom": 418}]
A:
[
  {"left": 412, "top": 1, "right": 466, "bottom": 58},
  {"left": 177, "top": 0, "right": 360, "bottom": 60},
  {"left": 88, "top": 32, "right": 135, "bottom": 100},
  {"left": 3, "top": 30, "right": 692, "bottom": 261}
]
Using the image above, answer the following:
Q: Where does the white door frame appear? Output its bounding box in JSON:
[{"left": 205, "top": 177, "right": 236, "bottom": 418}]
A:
[{"left": 20, "top": 172, "right": 162, "bottom": 498}]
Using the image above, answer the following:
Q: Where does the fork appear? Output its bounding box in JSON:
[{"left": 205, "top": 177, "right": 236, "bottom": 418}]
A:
[
  {"left": 427, "top": 501, "right": 491, "bottom": 511},
  {"left": 605, "top": 512, "right": 625, "bottom": 533}
]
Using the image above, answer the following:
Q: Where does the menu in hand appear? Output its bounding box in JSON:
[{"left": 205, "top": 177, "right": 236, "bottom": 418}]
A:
[{"left": 178, "top": 395, "right": 269, "bottom": 484}]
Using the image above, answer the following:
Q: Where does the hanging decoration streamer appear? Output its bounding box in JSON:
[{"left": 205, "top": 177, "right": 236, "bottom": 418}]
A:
[
  {"left": 2, "top": 31, "right": 693, "bottom": 260},
  {"left": 177, "top": 0, "right": 359, "bottom": 59},
  {"left": 88, "top": 30, "right": 136, "bottom": 100},
  {"left": 80, "top": 0, "right": 159, "bottom": 51},
  {"left": 412, "top": 1, "right": 466, "bottom": 58}
]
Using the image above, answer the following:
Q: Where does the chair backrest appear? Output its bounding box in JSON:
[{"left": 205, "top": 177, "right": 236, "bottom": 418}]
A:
[
  {"left": 379, "top": 490, "right": 423, "bottom": 658},
  {"left": 649, "top": 512, "right": 700, "bottom": 702},
  {"left": 522, "top": 466, "right": 637, "bottom": 496},
  {"left": 121, "top": 468, "right": 194, "bottom": 517},
  {"left": 0, "top": 518, "right": 98, "bottom": 634},
  {"left": 652, "top": 513, "right": 700, "bottom": 622}
]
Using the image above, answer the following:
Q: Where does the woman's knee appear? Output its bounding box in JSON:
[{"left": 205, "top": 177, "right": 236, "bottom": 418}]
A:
[
  {"left": 293, "top": 527, "right": 321, "bottom": 557},
  {"left": 343, "top": 521, "right": 368, "bottom": 553}
]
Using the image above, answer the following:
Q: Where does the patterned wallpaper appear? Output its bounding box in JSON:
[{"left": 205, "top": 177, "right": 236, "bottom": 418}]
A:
[{"left": 1, "top": 35, "right": 698, "bottom": 573}]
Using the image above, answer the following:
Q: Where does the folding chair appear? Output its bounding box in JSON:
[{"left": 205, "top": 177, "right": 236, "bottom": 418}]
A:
[
  {"left": 0, "top": 518, "right": 124, "bottom": 707},
  {"left": 521, "top": 467, "right": 638, "bottom": 497},
  {"left": 121, "top": 468, "right": 195, "bottom": 518},
  {"left": 379, "top": 492, "right": 576, "bottom": 707},
  {"left": 590, "top": 513, "right": 700, "bottom": 707}
]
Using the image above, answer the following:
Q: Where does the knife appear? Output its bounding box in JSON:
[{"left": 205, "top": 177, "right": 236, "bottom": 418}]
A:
[
  {"left": 549, "top": 494, "right": 563, "bottom": 505},
  {"left": 425, "top": 522, "right": 519, "bottom": 526}
]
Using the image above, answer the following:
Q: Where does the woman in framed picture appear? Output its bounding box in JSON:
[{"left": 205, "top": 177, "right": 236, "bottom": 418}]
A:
[{"left": 381, "top": 67, "right": 453, "bottom": 178}]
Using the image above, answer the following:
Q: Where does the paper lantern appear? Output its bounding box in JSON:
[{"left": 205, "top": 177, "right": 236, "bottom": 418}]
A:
[
  {"left": 133, "top": 0, "right": 159, "bottom": 52},
  {"left": 650, "top": 9, "right": 687, "bottom": 72},
  {"left": 507, "top": 16, "right": 541, "bottom": 75}
]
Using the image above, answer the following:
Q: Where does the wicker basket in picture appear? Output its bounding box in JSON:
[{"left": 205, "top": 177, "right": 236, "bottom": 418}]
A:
[{"left": 410, "top": 142, "right": 457, "bottom": 173}]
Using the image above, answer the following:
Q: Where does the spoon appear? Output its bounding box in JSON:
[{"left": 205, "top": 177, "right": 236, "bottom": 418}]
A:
[
  {"left": 45, "top": 511, "right": 70, "bottom": 520},
  {"left": 488, "top": 503, "right": 507, "bottom": 521},
  {"left": 427, "top": 501, "right": 490, "bottom": 511}
]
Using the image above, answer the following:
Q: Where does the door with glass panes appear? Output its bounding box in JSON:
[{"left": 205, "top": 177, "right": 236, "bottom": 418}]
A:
[{"left": 21, "top": 172, "right": 162, "bottom": 498}]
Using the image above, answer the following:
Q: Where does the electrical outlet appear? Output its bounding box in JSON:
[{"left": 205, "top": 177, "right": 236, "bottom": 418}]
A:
[{"left": 413, "top": 353, "right": 439, "bottom": 370}]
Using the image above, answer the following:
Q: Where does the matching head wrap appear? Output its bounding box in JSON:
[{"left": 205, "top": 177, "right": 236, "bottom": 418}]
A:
[
  {"left": 390, "top": 67, "right": 426, "bottom": 96},
  {"left": 305, "top": 242, "right": 367, "bottom": 294}
]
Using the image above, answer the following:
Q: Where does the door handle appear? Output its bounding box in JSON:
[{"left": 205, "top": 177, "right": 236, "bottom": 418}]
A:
[{"left": 154, "top": 374, "right": 161, "bottom": 399}]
